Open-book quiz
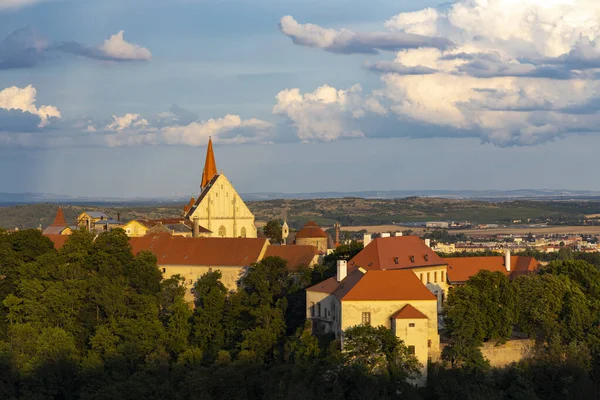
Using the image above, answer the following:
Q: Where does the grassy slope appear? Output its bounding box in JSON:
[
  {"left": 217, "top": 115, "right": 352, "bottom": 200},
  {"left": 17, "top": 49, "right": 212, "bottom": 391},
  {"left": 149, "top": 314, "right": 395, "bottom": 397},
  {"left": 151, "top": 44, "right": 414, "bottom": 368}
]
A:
[{"left": 2, "top": 198, "right": 600, "bottom": 230}]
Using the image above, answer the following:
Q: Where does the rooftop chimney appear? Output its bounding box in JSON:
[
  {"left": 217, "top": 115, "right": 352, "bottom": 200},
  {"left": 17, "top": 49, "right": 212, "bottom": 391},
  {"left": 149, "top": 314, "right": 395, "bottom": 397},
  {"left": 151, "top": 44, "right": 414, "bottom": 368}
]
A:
[
  {"left": 337, "top": 260, "right": 347, "bottom": 282},
  {"left": 504, "top": 249, "right": 511, "bottom": 272},
  {"left": 363, "top": 233, "right": 372, "bottom": 247},
  {"left": 193, "top": 217, "right": 200, "bottom": 238},
  {"left": 381, "top": 232, "right": 391, "bottom": 238},
  {"left": 425, "top": 238, "right": 431, "bottom": 248}
]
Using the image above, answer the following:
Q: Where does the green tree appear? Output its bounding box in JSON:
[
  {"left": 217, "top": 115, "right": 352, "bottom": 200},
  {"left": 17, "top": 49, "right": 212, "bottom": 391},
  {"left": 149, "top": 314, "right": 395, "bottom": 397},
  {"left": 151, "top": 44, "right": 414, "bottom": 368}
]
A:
[{"left": 263, "top": 219, "right": 283, "bottom": 244}]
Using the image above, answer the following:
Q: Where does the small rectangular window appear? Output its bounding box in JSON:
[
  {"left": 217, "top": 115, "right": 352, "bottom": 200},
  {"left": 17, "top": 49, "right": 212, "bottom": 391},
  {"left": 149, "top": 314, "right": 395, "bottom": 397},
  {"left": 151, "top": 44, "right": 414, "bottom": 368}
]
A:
[
  {"left": 420, "top": 273, "right": 423, "bottom": 282},
  {"left": 362, "top": 312, "right": 371, "bottom": 325},
  {"left": 409, "top": 323, "right": 415, "bottom": 327},
  {"left": 428, "top": 339, "right": 432, "bottom": 348},
  {"left": 408, "top": 346, "right": 415, "bottom": 355},
  {"left": 427, "top": 272, "right": 430, "bottom": 283},
  {"left": 434, "top": 272, "right": 437, "bottom": 283},
  {"left": 162, "top": 268, "right": 166, "bottom": 273},
  {"left": 441, "top": 271, "right": 445, "bottom": 282}
]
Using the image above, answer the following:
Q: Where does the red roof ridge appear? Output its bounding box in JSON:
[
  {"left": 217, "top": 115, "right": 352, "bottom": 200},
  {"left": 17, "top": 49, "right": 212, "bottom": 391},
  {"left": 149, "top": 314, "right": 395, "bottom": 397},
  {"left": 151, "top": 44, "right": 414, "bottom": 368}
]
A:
[{"left": 50, "top": 206, "right": 67, "bottom": 227}]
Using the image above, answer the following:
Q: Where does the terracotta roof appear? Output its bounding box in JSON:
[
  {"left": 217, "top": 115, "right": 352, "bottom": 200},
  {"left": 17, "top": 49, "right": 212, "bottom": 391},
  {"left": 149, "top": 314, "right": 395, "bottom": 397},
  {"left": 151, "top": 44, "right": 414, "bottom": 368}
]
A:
[
  {"left": 445, "top": 256, "right": 540, "bottom": 284},
  {"left": 50, "top": 207, "right": 67, "bottom": 227},
  {"left": 201, "top": 137, "right": 217, "bottom": 189},
  {"left": 339, "top": 270, "right": 436, "bottom": 301},
  {"left": 264, "top": 245, "right": 319, "bottom": 270},
  {"left": 306, "top": 269, "right": 436, "bottom": 302},
  {"left": 348, "top": 236, "right": 447, "bottom": 272},
  {"left": 45, "top": 234, "right": 69, "bottom": 249},
  {"left": 295, "top": 221, "right": 328, "bottom": 239},
  {"left": 391, "top": 304, "right": 428, "bottom": 319},
  {"left": 130, "top": 233, "right": 268, "bottom": 266}
]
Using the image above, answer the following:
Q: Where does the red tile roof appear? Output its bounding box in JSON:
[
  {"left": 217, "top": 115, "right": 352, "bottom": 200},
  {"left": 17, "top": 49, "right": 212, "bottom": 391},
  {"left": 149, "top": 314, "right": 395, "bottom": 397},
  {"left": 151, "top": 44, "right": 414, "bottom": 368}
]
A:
[
  {"left": 348, "top": 236, "right": 447, "bottom": 272},
  {"left": 295, "top": 221, "right": 328, "bottom": 239},
  {"left": 130, "top": 233, "right": 268, "bottom": 266},
  {"left": 45, "top": 234, "right": 69, "bottom": 249},
  {"left": 306, "top": 269, "right": 435, "bottom": 302},
  {"left": 339, "top": 270, "right": 436, "bottom": 301},
  {"left": 264, "top": 245, "right": 319, "bottom": 270},
  {"left": 391, "top": 304, "right": 428, "bottom": 319},
  {"left": 445, "top": 256, "right": 540, "bottom": 284}
]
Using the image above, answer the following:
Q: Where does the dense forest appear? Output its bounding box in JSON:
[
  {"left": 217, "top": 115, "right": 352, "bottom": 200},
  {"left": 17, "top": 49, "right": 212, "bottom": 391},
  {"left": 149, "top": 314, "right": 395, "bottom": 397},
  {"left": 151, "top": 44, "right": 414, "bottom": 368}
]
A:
[{"left": 0, "top": 229, "right": 599, "bottom": 399}]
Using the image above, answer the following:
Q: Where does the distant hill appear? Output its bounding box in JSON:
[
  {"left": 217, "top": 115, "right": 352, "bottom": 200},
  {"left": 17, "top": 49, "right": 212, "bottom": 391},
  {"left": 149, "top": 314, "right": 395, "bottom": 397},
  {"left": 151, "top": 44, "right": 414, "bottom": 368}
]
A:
[{"left": 3, "top": 197, "right": 600, "bottom": 231}]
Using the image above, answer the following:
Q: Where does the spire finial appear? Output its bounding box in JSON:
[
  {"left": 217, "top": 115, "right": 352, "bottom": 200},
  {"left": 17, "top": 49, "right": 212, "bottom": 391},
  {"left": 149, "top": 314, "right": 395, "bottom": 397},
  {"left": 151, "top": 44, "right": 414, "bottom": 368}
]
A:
[{"left": 201, "top": 137, "right": 218, "bottom": 189}]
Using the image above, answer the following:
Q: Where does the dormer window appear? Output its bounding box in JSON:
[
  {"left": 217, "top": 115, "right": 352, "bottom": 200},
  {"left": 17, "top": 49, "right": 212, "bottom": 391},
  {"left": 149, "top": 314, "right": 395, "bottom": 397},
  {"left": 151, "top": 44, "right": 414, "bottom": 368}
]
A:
[
  {"left": 393, "top": 257, "right": 399, "bottom": 264},
  {"left": 424, "top": 254, "right": 429, "bottom": 261},
  {"left": 409, "top": 255, "right": 415, "bottom": 263}
]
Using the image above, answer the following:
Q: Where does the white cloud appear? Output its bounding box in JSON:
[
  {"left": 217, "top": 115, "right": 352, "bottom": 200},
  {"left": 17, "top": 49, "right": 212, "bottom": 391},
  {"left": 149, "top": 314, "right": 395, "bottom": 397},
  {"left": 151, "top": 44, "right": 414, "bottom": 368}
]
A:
[
  {"left": 0, "top": 85, "right": 60, "bottom": 127},
  {"left": 273, "top": 84, "right": 385, "bottom": 142},
  {"left": 105, "top": 113, "right": 149, "bottom": 131},
  {"left": 162, "top": 114, "right": 272, "bottom": 146},
  {"left": 0, "top": 0, "right": 45, "bottom": 11},
  {"left": 98, "top": 31, "right": 152, "bottom": 61},
  {"left": 279, "top": 15, "right": 451, "bottom": 54}
]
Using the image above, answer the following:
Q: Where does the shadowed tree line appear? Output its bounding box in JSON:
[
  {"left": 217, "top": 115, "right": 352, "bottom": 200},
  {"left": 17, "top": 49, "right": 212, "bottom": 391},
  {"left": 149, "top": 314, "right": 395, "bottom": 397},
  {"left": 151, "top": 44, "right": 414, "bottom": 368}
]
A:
[{"left": 0, "top": 229, "right": 598, "bottom": 399}]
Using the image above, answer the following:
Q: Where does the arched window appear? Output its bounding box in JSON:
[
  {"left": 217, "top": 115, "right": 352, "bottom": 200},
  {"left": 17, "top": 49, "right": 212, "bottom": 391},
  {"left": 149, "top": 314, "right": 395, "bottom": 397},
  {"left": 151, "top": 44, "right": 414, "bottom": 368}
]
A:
[
  {"left": 218, "top": 226, "right": 226, "bottom": 237},
  {"left": 241, "top": 227, "right": 247, "bottom": 238}
]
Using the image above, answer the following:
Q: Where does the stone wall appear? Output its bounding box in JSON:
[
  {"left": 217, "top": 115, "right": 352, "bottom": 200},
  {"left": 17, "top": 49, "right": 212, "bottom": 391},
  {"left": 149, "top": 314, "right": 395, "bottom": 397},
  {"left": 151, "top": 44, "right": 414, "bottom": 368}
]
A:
[{"left": 440, "top": 339, "right": 534, "bottom": 367}]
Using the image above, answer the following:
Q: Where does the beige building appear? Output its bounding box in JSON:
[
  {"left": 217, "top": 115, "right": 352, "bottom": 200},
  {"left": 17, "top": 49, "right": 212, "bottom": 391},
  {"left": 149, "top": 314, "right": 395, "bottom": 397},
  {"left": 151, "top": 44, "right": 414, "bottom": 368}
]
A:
[
  {"left": 77, "top": 211, "right": 110, "bottom": 231},
  {"left": 122, "top": 218, "right": 210, "bottom": 238},
  {"left": 348, "top": 235, "right": 450, "bottom": 312},
  {"left": 306, "top": 263, "right": 439, "bottom": 385},
  {"left": 294, "top": 221, "right": 330, "bottom": 253},
  {"left": 128, "top": 233, "right": 321, "bottom": 301},
  {"left": 184, "top": 138, "right": 257, "bottom": 239}
]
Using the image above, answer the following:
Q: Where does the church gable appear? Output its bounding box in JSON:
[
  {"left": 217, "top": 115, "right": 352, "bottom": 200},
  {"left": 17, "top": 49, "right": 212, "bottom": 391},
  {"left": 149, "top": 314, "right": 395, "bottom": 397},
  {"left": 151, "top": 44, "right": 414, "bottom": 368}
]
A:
[{"left": 188, "top": 175, "right": 254, "bottom": 221}]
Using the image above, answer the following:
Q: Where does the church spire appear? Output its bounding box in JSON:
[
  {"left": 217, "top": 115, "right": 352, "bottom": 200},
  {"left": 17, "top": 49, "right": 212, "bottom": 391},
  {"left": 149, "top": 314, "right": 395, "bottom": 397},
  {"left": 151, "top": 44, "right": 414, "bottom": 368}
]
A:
[
  {"left": 50, "top": 206, "right": 67, "bottom": 227},
  {"left": 201, "top": 137, "right": 218, "bottom": 189}
]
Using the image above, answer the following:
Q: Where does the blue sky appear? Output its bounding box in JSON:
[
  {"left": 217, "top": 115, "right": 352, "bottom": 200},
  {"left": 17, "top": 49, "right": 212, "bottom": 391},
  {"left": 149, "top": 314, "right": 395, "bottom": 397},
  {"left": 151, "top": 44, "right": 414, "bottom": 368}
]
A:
[{"left": 1, "top": 0, "right": 600, "bottom": 198}]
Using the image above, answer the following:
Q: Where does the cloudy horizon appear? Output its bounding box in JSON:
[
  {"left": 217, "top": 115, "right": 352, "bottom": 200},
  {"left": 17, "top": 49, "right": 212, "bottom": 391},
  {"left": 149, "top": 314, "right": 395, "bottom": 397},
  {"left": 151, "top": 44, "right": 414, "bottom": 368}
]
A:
[{"left": 2, "top": 0, "right": 600, "bottom": 197}]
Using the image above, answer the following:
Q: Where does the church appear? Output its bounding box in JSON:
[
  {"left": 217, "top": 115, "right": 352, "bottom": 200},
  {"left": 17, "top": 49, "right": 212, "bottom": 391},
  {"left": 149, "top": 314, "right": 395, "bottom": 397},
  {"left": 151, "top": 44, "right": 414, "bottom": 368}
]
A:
[{"left": 183, "top": 138, "right": 258, "bottom": 238}]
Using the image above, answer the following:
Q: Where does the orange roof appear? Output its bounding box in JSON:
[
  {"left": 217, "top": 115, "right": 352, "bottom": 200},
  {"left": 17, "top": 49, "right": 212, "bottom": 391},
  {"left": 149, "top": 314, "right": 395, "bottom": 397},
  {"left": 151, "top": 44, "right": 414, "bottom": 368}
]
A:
[
  {"left": 306, "top": 269, "right": 435, "bottom": 302},
  {"left": 130, "top": 233, "right": 268, "bottom": 266},
  {"left": 136, "top": 218, "right": 210, "bottom": 233},
  {"left": 264, "top": 245, "right": 319, "bottom": 270},
  {"left": 201, "top": 137, "right": 217, "bottom": 189},
  {"left": 45, "top": 234, "right": 69, "bottom": 249},
  {"left": 391, "top": 304, "right": 428, "bottom": 319},
  {"left": 348, "top": 236, "right": 446, "bottom": 272},
  {"left": 445, "top": 256, "right": 540, "bottom": 283},
  {"left": 295, "top": 221, "right": 328, "bottom": 239},
  {"left": 50, "top": 207, "right": 67, "bottom": 227},
  {"left": 339, "top": 270, "right": 436, "bottom": 301}
]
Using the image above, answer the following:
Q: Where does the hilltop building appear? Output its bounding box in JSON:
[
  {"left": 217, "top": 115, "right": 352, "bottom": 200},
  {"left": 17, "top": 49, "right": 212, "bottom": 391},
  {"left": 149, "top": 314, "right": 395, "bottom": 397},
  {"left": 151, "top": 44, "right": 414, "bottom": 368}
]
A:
[
  {"left": 121, "top": 218, "right": 210, "bottom": 238},
  {"left": 306, "top": 262, "right": 439, "bottom": 385},
  {"left": 295, "top": 221, "right": 330, "bottom": 253},
  {"left": 183, "top": 138, "right": 257, "bottom": 238},
  {"left": 77, "top": 211, "right": 109, "bottom": 231}
]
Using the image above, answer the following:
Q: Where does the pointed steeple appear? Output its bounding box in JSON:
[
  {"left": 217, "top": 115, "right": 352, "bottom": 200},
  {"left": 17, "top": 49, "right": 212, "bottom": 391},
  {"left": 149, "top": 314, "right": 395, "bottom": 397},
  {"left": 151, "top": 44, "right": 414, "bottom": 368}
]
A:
[
  {"left": 201, "top": 137, "right": 218, "bottom": 189},
  {"left": 50, "top": 206, "right": 67, "bottom": 227}
]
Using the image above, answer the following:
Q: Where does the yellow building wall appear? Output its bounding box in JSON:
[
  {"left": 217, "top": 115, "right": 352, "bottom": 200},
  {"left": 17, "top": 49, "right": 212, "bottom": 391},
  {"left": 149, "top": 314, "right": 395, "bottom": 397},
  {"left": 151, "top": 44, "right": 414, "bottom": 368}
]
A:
[
  {"left": 296, "top": 237, "right": 328, "bottom": 253},
  {"left": 188, "top": 175, "right": 257, "bottom": 239},
  {"left": 122, "top": 220, "right": 149, "bottom": 237},
  {"left": 160, "top": 265, "right": 245, "bottom": 302},
  {"left": 392, "top": 317, "right": 429, "bottom": 385},
  {"left": 340, "top": 299, "right": 440, "bottom": 361},
  {"left": 411, "top": 265, "right": 450, "bottom": 311}
]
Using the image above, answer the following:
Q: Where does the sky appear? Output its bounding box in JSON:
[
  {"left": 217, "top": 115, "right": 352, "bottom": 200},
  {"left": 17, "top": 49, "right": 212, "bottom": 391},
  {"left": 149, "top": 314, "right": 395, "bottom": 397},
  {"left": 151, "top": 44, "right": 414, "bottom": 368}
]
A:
[{"left": 1, "top": 0, "right": 600, "bottom": 198}]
